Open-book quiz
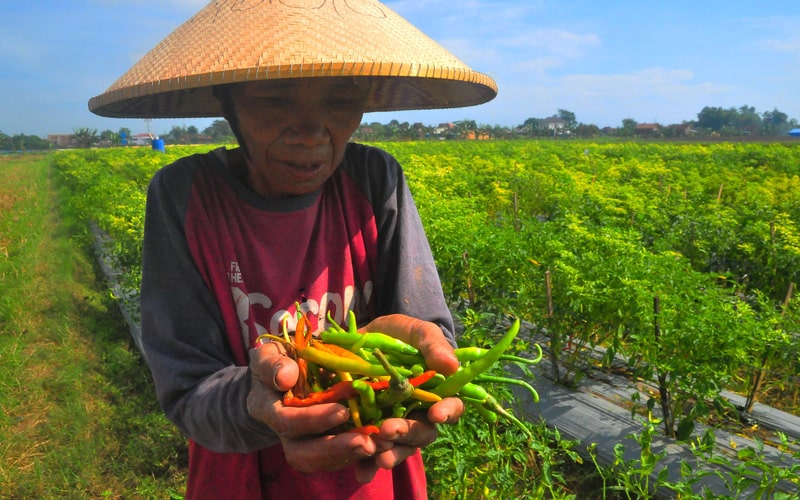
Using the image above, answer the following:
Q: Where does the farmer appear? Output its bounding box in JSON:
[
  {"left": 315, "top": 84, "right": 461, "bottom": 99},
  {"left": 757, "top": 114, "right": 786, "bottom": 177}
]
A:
[{"left": 89, "top": 1, "right": 497, "bottom": 498}]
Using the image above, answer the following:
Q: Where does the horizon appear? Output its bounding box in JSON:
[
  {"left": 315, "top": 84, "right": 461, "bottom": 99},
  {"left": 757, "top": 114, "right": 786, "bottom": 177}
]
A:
[{"left": 2, "top": 1, "right": 798, "bottom": 138}]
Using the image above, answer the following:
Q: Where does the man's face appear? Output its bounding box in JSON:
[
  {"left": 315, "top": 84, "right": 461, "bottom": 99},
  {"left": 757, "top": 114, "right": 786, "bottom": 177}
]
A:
[{"left": 230, "top": 78, "right": 369, "bottom": 199}]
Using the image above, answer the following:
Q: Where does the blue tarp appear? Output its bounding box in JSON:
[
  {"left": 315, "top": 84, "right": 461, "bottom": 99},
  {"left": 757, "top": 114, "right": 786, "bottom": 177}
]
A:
[{"left": 789, "top": 128, "right": 800, "bottom": 137}]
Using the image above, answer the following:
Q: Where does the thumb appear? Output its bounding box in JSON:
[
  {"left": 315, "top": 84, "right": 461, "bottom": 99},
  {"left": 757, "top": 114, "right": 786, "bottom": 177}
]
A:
[{"left": 249, "top": 341, "right": 299, "bottom": 392}]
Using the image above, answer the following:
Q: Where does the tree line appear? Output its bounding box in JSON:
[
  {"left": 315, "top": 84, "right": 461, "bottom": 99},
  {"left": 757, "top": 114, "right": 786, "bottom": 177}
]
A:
[
  {"left": 3, "top": 104, "right": 798, "bottom": 152},
  {"left": 352, "top": 105, "right": 799, "bottom": 141}
]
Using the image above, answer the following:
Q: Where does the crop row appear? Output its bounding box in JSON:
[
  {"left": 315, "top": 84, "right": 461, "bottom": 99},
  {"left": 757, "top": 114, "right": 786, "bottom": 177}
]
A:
[{"left": 51, "top": 141, "right": 800, "bottom": 495}]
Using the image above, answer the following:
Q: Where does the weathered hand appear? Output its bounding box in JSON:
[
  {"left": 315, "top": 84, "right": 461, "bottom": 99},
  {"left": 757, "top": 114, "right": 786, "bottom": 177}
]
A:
[
  {"left": 245, "top": 314, "right": 465, "bottom": 483},
  {"left": 246, "top": 341, "right": 377, "bottom": 473},
  {"left": 353, "top": 314, "right": 466, "bottom": 483}
]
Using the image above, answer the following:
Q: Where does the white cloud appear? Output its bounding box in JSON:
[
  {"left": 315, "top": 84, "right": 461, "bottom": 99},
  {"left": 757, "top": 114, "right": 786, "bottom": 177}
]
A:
[
  {"left": 499, "top": 29, "right": 601, "bottom": 59},
  {"left": 759, "top": 37, "right": 800, "bottom": 56}
]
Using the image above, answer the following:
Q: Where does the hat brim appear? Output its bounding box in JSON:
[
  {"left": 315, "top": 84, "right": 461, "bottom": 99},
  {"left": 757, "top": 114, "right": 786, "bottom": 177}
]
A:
[
  {"left": 88, "top": 0, "right": 497, "bottom": 119},
  {"left": 89, "top": 73, "right": 497, "bottom": 119}
]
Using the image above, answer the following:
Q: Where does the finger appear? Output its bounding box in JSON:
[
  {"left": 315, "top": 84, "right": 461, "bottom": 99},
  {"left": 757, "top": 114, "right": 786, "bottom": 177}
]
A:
[
  {"left": 362, "top": 314, "right": 459, "bottom": 375},
  {"left": 283, "top": 432, "right": 377, "bottom": 474},
  {"left": 247, "top": 375, "right": 350, "bottom": 437},
  {"left": 354, "top": 459, "right": 380, "bottom": 484},
  {"left": 249, "top": 342, "right": 299, "bottom": 391},
  {"left": 377, "top": 417, "right": 438, "bottom": 449},
  {"left": 427, "top": 397, "right": 465, "bottom": 424},
  {"left": 374, "top": 444, "right": 418, "bottom": 470}
]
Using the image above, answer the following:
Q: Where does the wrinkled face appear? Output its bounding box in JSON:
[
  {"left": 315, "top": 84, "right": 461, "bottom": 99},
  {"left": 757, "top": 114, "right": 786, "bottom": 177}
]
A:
[{"left": 229, "top": 78, "right": 369, "bottom": 199}]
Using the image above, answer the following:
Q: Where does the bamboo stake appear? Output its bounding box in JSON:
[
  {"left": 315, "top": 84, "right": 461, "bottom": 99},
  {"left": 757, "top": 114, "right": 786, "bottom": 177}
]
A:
[
  {"left": 744, "top": 282, "right": 794, "bottom": 413},
  {"left": 546, "top": 270, "right": 559, "bottom": 383},
  {"left": 653, "top": 296, "right": 675, "bottom": 437},
  {"left": 462, "top": 251, "right": 476, "bottom": 307}
]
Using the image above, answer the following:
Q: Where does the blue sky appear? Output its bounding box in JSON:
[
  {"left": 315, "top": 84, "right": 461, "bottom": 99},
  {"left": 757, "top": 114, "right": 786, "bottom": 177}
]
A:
[{"left": 2, "top": 1, "right": 799, "bottom": 137}]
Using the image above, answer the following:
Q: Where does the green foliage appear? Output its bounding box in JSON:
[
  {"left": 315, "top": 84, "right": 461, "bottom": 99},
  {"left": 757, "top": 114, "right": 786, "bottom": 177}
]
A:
[
  {"left": 50, "top": 140, "right": 800, "bottom": 497},
  {"left": 0, "top": 154, "right": 185, "bottom": 498}
]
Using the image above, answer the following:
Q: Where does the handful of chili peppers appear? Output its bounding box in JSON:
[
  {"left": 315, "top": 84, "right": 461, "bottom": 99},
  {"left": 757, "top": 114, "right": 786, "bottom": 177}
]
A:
[{"left": 256, "top": 307, "right": 542, "bottom": 440}]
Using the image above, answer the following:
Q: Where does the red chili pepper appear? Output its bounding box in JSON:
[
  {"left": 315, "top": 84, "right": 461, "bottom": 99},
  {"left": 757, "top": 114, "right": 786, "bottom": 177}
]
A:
[
  {"left": 282, "top": 380, "right": 357, "bottom": 407},
  {"left": 367, "top": 370, "right": 438, "bottom": 391},
  {"left": 346, "top": 425, "right": 380, "bottom": 436}
]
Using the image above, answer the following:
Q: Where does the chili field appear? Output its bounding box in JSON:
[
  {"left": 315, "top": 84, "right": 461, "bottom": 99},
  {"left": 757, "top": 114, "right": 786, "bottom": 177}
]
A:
[{"left": 48, "top": 140, "right": 800, "bottom": 498}]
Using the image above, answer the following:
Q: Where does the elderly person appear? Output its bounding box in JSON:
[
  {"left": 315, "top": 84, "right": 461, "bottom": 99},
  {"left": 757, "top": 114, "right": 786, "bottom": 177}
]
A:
[{"left": 90, "top": 1, "right": 496, "bottom": 498}]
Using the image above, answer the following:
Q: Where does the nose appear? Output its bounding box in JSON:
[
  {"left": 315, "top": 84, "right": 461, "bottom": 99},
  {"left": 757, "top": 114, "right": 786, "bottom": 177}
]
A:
[{"left": 284, "top": 104, "right": 329, "bottom": 146}]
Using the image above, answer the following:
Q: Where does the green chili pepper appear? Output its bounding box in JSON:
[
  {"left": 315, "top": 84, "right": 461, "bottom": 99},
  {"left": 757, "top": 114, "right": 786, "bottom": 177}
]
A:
[
  {"left": 373, "top": 349, "right": 415, "bottom": 406},
  {"left": 482, "top": 394, "right": 533, "bottom": 440},
  {"left": 454, "top": 345, "right": 543, "bottom": 365},
  {"left": 320, "top": 323, "right": 420, "bottom": 357},
  {"left": 431, "top": 318, "right": 521, "bottom": 398},
  {"left": 463, "top": 397, "right": 499, "bottom": 424},
  {"left": 296, "top": 345, "right": 392, "bottom": 377},
  {"left": 457, "top": 381, "right": 490, "bottom": 401},
  {"left": 474, "top": 373, "right": 540, "bottom": 403},
  {"left": 351, "top": 379, "right": 382, "bottom": 422}
]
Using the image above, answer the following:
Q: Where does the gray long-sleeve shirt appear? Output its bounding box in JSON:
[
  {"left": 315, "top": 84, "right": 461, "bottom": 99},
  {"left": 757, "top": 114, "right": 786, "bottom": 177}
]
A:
[{"left": 139, "top": 142, "right": 454, "bottom": 454}]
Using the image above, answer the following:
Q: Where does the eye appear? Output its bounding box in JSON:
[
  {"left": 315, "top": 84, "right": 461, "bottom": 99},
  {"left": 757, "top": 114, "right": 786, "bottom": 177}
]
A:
[
  {"left": 259, "top": 96, "right": 293, "bottom": 109},
  {"left": 327, "top": 93, "right": 366, "bottom": 112}
]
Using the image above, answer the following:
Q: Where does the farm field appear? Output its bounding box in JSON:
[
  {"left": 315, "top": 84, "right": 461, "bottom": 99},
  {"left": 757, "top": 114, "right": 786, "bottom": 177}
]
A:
[
  {"left": 3, "top": 139, "right": 799, "bottom": 498},
  {"left": 0, "top": 154, "right": 186, "bottom": 498}
]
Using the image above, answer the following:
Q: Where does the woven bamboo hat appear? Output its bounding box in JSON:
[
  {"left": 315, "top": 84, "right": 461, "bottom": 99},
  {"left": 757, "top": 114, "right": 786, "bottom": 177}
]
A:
[{"left": 88, "top": 0, "right": 497, "bottom": 118}]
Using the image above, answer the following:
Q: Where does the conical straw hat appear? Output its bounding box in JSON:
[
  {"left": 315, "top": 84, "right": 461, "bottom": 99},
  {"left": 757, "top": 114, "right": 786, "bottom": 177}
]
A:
[{"left": 88, "top": 0, "right": 498, "bottom": 118}]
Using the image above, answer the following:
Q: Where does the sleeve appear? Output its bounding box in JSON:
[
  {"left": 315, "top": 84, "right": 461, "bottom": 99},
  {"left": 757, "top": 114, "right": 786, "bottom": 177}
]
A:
[
  {"left": 346, "top": 145, "right": 456, "bottom": 346},
  {"left": 139, "top": 158, "right": 280, "bottom": 453}
]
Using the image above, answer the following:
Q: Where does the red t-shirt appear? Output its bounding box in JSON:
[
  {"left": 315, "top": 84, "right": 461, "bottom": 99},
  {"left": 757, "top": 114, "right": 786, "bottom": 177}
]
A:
[{"left": 141, "top": 144, "right": 453, "bottom": 499}]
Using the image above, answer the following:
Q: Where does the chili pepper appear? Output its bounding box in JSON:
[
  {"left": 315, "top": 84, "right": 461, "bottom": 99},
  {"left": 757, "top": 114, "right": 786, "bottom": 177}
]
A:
[
  {"left": 454, "top": 344, "right": 543, "bottom": 365},
  {"left": 346, "top": 309, "right": 359, "bottom": 335},
  {"left": 351, "top": 379, "right": 381, "bottom": 422},
  {"left": 402, "top": 400, "right": 425, "bottom": 418},
  {"left": 474, "top": 373, "right": 540, "bottom": 403},
  {"left": 463, "top": 397, "right": 499, "bottom": 424},
  {"left": 431, "top": 318, "right": 521, "bottom": 398},
  {"left": 314, "top": 340, "right": 373, "bottom": 364},
  {"left": 367, "top": 370, "right": 438, "bottom": 391},
  {"left": 373, "top": 349, "right": 415, "bottom": 406},
  {"left": 410, "top": 387, "right": 442, "bottom": 403},
  {"left": 481, "top": 394, "right": 532, "bottom": 440},
  {"left": 282, "top": 380, "right": 357, "bottom": 407},
  {"left": 457, "top": 382, "right": 532, "bottom": 440},
  {"left": 346, "top": 425, "right": 380, "bottom": 436},
  {"left": 320, "top": 326, "right": 420, "bottom": 357},
  {"left": 296, "top": 345, "right": 392, "bottom": 377},
  {"left": 336, "top": 371, "right": 364, "bottom": 428},
  {"left": 457, "top": 381, "right": 490, "bottom": 401},
  {"left": 293, "top": 313, "right": 312, "bottom": 398}
]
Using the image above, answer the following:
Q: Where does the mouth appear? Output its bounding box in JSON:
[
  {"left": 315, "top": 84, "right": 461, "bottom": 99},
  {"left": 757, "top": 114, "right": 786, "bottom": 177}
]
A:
[{"left": 283, "top": 161, "right": 326, "bottom": 180}]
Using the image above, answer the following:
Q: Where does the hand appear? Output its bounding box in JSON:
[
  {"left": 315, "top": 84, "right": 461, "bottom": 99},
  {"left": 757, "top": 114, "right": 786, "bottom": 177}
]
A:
[
  {"left": 245, "top": 314, "right": 465, "bottom": 483},
  {"left": 246, "top": 341, "right": 378, "bottom": 474},
  {"left": 355, "top": 314, "right": 465, "bottom": 482}
]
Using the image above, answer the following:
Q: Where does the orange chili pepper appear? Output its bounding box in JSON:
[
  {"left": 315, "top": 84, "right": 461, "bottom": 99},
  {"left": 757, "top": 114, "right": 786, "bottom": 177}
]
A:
[
  {"left": 367, "top": 370, "right": 438, "bottom": 391},
  {"left": 347, "top": 425, "right": 380, "bottom": 436},
  {"left": 282, "top": 380, "right": 357, "bottom": 407}
]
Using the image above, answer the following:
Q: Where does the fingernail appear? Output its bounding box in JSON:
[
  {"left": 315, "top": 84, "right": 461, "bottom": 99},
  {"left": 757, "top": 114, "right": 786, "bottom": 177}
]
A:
[{"left": 272, "top": 363, "right": 282, "bottom": 389}]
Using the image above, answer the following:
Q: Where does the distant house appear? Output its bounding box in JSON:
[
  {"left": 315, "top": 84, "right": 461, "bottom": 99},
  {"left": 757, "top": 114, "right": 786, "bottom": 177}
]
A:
[
  {"left": 635, "top": 123, "right": 660, "bottom": 136},
  {"left": 47, "top": 134, "right": 77, "bottom": 148},
  {"left": 668, "top": 123, "right": 696, "bottom": 136},
  {"left": 789, "top": 128, "right": 800, "bottom": 137},
  {"left": 541, "top": 116, "right": 567, "bottom": 131},
  {"left": 130, "top": 133, "right": 155, "bottom": 146},
  {"left": 465, "top": 130, "right": 490, "bottom": 140}
]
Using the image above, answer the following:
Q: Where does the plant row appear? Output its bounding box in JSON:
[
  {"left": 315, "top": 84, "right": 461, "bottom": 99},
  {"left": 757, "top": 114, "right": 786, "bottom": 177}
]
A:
[
  {"left": 379, "top": 140, "right": 800, "bottom": 435},
  {"left": 51, "top": 140, "right": 800, "bottom": 497}
]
